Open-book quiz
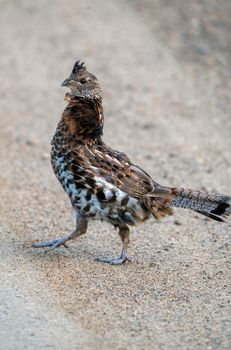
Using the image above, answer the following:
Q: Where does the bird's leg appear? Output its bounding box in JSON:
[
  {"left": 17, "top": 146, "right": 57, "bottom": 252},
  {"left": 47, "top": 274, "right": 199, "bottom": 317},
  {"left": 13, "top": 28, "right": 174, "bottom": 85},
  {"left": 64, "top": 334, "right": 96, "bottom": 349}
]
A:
[
  {"left": 32, "top": 211, "right": 88, "bottom": 252},
  {"left": 96, "top": 226, "right": 131, "bottom": 265}
]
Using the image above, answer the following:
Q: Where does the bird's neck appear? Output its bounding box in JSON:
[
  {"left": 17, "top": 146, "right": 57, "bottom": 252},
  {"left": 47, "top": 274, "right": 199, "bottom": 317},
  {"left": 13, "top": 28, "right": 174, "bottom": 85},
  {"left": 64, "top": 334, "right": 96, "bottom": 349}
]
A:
[{"left": 54, "top": 93, "right": 104, "bottom": 146}]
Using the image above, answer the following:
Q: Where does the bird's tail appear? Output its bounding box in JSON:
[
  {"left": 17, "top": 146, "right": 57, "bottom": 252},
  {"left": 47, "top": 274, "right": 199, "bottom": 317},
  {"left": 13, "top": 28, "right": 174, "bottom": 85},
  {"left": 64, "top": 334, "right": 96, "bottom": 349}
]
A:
[{"left": 169, "top": 187, "right": 231, "bottom": 222}]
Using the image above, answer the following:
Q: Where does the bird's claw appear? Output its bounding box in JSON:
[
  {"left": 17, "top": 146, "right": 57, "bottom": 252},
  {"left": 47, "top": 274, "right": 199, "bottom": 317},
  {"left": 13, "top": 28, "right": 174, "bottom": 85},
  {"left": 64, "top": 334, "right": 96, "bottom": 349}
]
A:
[
  {"left": 32, "top": 235, "right": 69, "bottom": 252},
  {"left": 95, "top": 250, "right": 132, "bottom": 265}
]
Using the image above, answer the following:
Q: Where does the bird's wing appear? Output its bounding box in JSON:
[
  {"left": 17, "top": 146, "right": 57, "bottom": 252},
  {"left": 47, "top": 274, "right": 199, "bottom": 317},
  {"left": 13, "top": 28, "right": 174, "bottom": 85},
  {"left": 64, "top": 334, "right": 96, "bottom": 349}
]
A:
[{"left": 70, "top": 144, "right": 171, "bottom": 199}]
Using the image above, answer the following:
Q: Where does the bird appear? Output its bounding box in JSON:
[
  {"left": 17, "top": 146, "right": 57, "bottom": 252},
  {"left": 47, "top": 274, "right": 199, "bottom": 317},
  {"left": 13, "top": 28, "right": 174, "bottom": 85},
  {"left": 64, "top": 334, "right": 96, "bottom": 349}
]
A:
[{"left": 32, "top": 61, "right": 231, "bottom": 264}]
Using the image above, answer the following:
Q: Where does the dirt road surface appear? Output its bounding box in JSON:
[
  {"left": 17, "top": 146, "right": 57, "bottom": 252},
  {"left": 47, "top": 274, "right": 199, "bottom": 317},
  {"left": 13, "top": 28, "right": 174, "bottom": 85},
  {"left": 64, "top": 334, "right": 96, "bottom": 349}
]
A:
[{"left": 0, "top": 1, "right": 230, "bottom": 349}]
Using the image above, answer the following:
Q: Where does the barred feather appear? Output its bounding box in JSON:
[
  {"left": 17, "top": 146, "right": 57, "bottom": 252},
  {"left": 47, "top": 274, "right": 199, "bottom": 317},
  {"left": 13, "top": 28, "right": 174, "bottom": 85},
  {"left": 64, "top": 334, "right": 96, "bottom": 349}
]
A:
[{"left": 170, "top": 188, "right": 231, "bottom": 222}]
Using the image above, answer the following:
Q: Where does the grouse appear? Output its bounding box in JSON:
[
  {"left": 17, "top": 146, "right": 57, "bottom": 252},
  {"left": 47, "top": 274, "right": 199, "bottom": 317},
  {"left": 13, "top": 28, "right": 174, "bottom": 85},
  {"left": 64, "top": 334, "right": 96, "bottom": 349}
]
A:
[{"left": 32, "top": 61, "right": 231, "bottom": 264}]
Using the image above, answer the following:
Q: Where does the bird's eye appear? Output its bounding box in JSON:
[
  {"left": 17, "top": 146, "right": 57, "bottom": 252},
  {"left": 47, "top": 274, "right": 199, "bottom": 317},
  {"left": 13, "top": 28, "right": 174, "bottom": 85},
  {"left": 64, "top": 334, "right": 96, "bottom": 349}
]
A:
[{"left": 80, "top": 78, "right": 86, "bottom": 84}]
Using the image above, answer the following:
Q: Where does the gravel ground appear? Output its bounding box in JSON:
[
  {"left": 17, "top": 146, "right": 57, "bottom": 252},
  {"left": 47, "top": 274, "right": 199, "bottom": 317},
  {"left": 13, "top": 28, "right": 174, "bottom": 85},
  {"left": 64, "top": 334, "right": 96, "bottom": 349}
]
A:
[{"left": 0, "top": 1, "right": 230, "bottom": 349}]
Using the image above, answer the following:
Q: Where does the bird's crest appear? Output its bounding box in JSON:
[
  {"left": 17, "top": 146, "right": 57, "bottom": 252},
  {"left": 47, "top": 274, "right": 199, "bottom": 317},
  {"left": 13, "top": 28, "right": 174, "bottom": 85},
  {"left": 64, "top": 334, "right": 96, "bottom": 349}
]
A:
[{"left": 72, "top": 60, "right": 86, "bottom": 75}]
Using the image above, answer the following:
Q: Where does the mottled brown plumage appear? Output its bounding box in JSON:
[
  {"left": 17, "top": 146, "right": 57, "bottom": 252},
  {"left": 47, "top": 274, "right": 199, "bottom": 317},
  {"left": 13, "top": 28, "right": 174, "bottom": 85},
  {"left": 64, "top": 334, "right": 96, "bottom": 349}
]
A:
[{"left": 32, "top": 61, "right": 231, "bottom": 264}]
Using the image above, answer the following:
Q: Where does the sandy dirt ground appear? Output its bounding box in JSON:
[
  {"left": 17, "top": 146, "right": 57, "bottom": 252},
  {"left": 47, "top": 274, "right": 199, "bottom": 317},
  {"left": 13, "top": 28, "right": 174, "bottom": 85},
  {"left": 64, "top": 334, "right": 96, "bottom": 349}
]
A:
[{"left": 0, "top": 1, "right": 231, "bottom": 349}]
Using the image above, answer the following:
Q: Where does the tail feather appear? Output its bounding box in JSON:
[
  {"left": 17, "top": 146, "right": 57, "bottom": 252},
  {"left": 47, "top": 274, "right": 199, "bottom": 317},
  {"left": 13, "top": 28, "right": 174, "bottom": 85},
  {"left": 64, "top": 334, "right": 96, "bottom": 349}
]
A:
[
  {"left": 194, "top": 210, "right": 225, "bottom": 222},
  {"left": 169, "top": 188, "right": 231, "bottom": 222}
]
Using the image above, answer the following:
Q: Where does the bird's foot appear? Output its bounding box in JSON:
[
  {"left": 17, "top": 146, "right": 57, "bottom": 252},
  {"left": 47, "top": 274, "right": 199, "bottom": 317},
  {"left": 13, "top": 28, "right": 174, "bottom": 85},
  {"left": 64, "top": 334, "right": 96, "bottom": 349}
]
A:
[
  {"left": 32, "top": 235, "right": 69, "bottom": 252},
  {"left": 96, "top": 249, "right": 132, "bottom": 265}
]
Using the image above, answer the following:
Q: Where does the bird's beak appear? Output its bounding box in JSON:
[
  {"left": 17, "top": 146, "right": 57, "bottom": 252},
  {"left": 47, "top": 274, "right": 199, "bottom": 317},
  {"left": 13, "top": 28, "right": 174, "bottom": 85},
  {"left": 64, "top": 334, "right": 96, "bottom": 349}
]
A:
[{"left": 61, "top": 78, "right": 71, "bottom": 87}]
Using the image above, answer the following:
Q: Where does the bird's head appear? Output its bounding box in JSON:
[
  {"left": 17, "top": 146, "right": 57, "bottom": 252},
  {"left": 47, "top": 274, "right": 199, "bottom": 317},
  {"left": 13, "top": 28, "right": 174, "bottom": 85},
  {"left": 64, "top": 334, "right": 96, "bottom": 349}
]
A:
[{"left": 61, "top": 61, "right": 102, "bottom": 101}]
